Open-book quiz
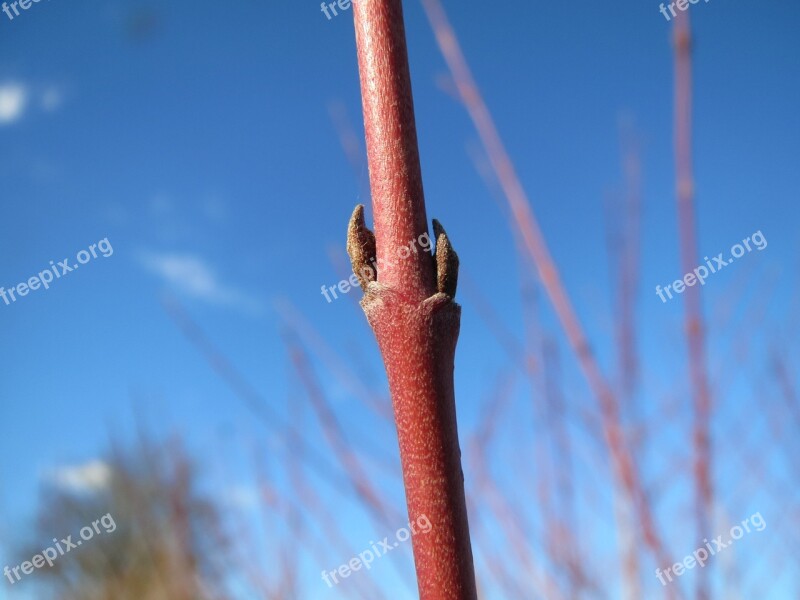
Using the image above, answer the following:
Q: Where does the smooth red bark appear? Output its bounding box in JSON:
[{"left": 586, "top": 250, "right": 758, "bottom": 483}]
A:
[
  {"left": 353, "top": 0, "right": 435, "bottom": 302},
  {"left": 673, "top": 12, "right": 713, "bottom": 600},
  {"left": 350, "top": 1, "right": 478, "bottom": 598}
]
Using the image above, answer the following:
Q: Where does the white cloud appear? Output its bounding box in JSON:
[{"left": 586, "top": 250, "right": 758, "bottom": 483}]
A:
[
  {"left": 0, "top": 83, "right": 28, "bottom": 125},
  {"left": 223, "top": 485, "right": 260, "bottom": 510},
  {"left": 140, "top": 252, "right": 262, "bottom": 315},
  {"left": 47, "top": 460, "right": 113, "bottom": 493},
  {"left": 40, "top": 86, "right": 64, "bottom": 112},
  {"left": 0, "top": 82, "right": 66, "bottom": 125}
]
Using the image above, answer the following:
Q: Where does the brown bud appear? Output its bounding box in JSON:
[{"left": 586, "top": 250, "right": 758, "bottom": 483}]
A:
[
  {"left": 346, "top": 204, "right": 377, "bottom": 291},
  {"left": 432, "top": 219, "right": 459, "bottom": 297}
]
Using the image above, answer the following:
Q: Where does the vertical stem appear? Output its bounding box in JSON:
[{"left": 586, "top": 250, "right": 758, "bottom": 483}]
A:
[
  {"left": 419, "top": 4, "right": 681, "bottom": 597},
  {"left": 352, "top": 0, "right": 435, "bottom": 301},
  {"left": 673, "top": 13, "right": 713, "bottom": 600},
  {"left": 614, "top": 124, "right": 643, "bottom": 600},
  {"left": 349, "top": 1, "right": 478, "bottom": 598}
]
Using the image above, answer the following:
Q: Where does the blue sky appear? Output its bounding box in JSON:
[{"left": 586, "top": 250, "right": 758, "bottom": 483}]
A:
[{"left": 1, "top": 0, "right": 798, "bottom": 598}]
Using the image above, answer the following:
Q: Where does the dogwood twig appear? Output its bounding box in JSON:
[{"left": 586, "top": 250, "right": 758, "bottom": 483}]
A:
[
  {"left": 347, "top": 0, "right": 478, "bottom": 597},
  {"left": 419, "top": 3, "right": 681, "bottom": 597},
  {"left": 673, "top": 13, "right": 714, "bottom": 600}
]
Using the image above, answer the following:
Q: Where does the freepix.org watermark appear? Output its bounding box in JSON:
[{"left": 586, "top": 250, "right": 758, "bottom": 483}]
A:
[
  {"left": 655, "top": 511, "right": 766, "bottom": 586},
  {"left": 1, "top": 237, "right": 113, "bottom": 307},
  {"left": 321, "top": 231, "right": 434, "bottom": 303},
  {"left": 655, "top": 230, "right": 766, "bottom": 303},
  {"left": 2, "top": 0, "right": 48, "bottom": 23},
  {"left": 320, "top": 0, "right": 351, "bottom": 21},
  {"left": 658, "top": 0, "right": 711, "bottom": 22},
  {"left": 321, "top": 514, "right": 432, "bottom": 588},
  {"left": 4, "top": 513, "right": 117, "bottom": 586}
]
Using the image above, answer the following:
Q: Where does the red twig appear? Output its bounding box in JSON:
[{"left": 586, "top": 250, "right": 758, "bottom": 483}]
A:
[
  {"left": 604, "top": 122, "right": 643, "bottom": 600},
  {"left": 419, "top": 2, "right": 678, "bottom": 595},
  {"left": 673, "top": 14, "right": 714, "bottom": 600},
  {"left": 348, "top": 1, "right": 477, "bottom": 597},
  {"left": 352, "top": 0, "right": 434, "bottom": 301}
]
